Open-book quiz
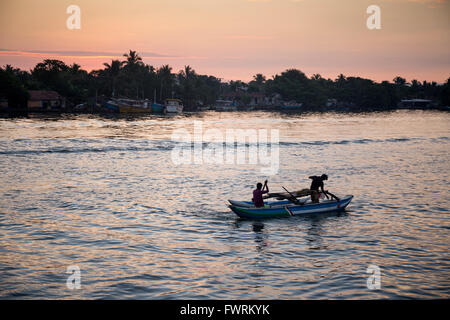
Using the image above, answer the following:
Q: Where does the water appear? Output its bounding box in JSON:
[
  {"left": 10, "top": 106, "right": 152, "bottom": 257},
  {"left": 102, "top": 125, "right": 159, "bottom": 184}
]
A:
[{"left": 0, "top": 110, "right": 449, "bottom": 299}]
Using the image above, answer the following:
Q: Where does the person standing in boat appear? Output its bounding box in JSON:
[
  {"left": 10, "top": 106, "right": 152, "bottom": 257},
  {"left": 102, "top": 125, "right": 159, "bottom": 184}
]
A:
[
  {"left": 253, "top": 180, "right": 269, "bottom": 208},
  {"left": 309, "top": 174, "right": 329, "bottom": 203}
]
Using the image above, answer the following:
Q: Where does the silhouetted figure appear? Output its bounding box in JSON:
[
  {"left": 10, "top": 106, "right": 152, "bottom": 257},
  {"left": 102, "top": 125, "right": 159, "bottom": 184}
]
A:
[
  {"left": 253, "top": 180, "right": 269, "bottom": 208},
  {"left": 309, "top": 174, "right": 329, "bottom": 203}
]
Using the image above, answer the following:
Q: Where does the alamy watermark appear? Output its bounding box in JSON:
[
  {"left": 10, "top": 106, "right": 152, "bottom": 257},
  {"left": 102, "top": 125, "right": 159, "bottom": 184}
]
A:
[
  {"left": 65, "top": 4, "right": 380, "bottom": 31},
  {"left": 367, "top": 5, "right": 381, "bottom": 30},
  {"left": 66, "top": 265, "right": 81, "bottom": 290},
  {"left": 366, "top": 264, "right": 381, "bottom": 289},
  {"left": 66, "top": 5, "right": 81, "bottom": 30},
  {"left": 171, "top": 121, "right": 279, "bottom": 175}
]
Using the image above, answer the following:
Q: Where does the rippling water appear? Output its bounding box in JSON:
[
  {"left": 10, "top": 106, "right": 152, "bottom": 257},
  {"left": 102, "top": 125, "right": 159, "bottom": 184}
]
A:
[{"left": 0, "top": 110, "right": 449, "bottom": 299}]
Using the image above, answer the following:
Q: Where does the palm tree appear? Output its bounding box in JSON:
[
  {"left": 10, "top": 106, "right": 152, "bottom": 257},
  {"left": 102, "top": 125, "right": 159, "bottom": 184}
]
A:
[
  {"left": 229, "top": 80, "right": 246, "bottom": 92},
  {"left": 182, "top": 65, "right": 195, "bottom": 79},
  {"left": 179, "top": 65, "right": 197, "bottom": 107},
  {"left": 336, "top": 74, "right": 346, "bottom": 85},
  {"left": 121, "top": 51, "right": 145, "bottom": 98},
  {"left": 123, "top": 50, "right": 143, "bottom": 69},
  {"left": 158, "top": 65, "right": 173, "bottom": 101},
  {"left": 393, "top": 76, "right": 406, "bottom": 86},
  {"left": 249, "top": 74, "right": 266, "bottom": 93},
  {"left": 253, "top": 73, "right": 266, "bottom": 84},
  {"left": 69, "top": 63, "right": 81, "bottom": 73},
  {"left": 103, "top": 60, "right": 123, "bottom": 97}
]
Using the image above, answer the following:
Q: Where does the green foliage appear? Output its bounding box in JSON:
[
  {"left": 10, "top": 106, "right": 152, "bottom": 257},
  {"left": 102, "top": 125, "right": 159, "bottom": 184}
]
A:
[
  {"left": 2, "top": 50, "right": 449, "bottom": 111},
  {"left": 31, "top": 59, "right": 89, "bottom": 105},
  {"left": 241, "top": 94, "right": 252, "bottom": 105},
  {"left": 265, "top": 69, "right": 326, "bottom": 108},
  {"left": 175, "top": 67, "right": 222, "bottom": 109},
  {"left": 0, "top": 67, "right": 29, "bottom": 115},
  {"left": 440, "top": 78, "right": 450, "bottom": 106}
]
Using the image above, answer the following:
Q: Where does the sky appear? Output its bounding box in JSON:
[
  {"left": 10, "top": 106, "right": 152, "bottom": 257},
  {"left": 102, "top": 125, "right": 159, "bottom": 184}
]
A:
[{"left": 0, "top": 0, "right": 449, "bottom": 82}]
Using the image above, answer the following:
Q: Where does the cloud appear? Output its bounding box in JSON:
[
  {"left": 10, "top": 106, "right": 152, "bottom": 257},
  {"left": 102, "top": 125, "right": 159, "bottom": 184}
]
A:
[{"left": 0, "top": 49, "right": 175, "bottom": 58}]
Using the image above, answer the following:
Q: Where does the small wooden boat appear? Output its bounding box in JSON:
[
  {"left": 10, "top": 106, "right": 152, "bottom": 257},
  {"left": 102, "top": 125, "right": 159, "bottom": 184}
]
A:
[
  {"left": 102, "top": 99, "right": 153, "bottom": 113},
  {"left": 228, "top": 195, "right": 353, "bottom": 219},
  {"left": 118, "top": 99, "right": 151, "bottom": 113}
]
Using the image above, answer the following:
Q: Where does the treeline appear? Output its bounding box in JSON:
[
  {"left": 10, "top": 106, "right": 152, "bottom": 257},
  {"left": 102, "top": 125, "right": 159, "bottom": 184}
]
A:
[
  {"left": 260, "top": 70, "right": 450, "bottom": 110},
  {"left": 0, "top": 50, "right": 223, "bottom": 111},
  {"left": 1, "top": 50, "right": 449, "bottom": 114}
]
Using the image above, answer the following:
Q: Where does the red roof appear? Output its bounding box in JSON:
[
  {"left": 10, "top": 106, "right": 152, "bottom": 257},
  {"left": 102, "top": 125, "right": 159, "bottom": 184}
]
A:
[{"left": 29, "top": 90, "right": 61, "bottom": 101}]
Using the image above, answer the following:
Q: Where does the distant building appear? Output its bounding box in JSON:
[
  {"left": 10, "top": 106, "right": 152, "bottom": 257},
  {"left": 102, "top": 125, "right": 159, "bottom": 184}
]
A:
[
  {"left": 222, "top": 92, "right": 265, "bottom": 106},
  {"left": 265, "top": 93, "right": 283, "bottom": 107},
  {"left": 28, "top": 90, "right": 65, "bottom": 112}
]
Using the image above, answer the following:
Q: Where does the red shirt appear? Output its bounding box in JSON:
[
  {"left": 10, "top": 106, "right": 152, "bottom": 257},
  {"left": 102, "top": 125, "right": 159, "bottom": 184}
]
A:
[{"left": 253, "top": 189, "right": 268, "bottom": 207}]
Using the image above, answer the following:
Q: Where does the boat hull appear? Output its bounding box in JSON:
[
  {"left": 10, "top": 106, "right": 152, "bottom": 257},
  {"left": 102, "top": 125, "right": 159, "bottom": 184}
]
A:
[
  {"left": 165, "top": 105, "right": 183, "bottom": 113},
  {"left": 118, "top": 104, "right": 151, "bottom": 113},
  {"left": 229, "top": 195, "right": 353, "bottom": 219},
  {"left": 101, "top": 101, "right": 119, "bottom": 113},
  {"left": 151, "top": 103, "right": 165, "bottom": 114}
]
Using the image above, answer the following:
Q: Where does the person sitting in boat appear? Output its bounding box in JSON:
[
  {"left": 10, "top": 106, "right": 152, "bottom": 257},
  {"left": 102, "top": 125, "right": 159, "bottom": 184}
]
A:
[
  {"left": 253, "top": 180, "right": 269, "bottom": 208},
  {"left": 309, "top": 174, "right": 329, "bottom": 203}
]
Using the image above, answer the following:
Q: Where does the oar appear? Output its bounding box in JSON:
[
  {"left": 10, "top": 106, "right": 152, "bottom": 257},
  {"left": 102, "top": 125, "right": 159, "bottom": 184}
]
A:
[
  {"left": 282, "top": 186, "right": 301, "bottom": 205},
  {"left": 324, "top": 190, "right": 340, "bottom": 201}
]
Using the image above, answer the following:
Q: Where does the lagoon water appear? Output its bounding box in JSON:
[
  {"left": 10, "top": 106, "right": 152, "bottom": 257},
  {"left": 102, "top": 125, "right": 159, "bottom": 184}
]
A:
[{"left": 0, "top": 110, "right": 449, "bottom": 299}]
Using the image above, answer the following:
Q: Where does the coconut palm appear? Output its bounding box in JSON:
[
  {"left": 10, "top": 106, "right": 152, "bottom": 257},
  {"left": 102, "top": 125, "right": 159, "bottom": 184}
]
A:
[
  {"left": 393, "top": 76, "right": 406, "bottom": 86},
  {"left": 123, "top": 50, "right": 143, "bottom": 69},
  {"left": 103, "top": 60, "right": 123, "bottom": 97},
  {"left": 157, "top": 65, "right": 174, "bottom": 101},
  {"left": 178, "top": 65, "right": 197, "bottom": 107},
  {"left": 253, "top": 73, "right": 266, "bottom": 85}
]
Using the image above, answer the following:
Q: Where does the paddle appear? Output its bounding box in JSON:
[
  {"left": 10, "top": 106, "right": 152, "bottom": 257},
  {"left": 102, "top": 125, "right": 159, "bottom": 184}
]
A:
[
  {"left": 324, "top": 190, "right": 340, "bottom": 201},
  {"left": 263, "top": 188, "right": 310, "bottom": 200},
  {"left": 282, "top": 186, "right": 302, "bottom": 205}
]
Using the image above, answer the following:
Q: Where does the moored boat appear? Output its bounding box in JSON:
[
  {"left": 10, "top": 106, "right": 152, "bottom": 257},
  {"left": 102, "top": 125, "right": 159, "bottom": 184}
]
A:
[
  {"left": 101, "top": 100, "right": 120, "bottom": 113},
  {"left": 228, "top": 195, "right": 353, "bottom": 219},
  {"left": 214, "top": 100, "right": 237, "bottom": 112},
  {"left": 151, "top": 103, "right": 165, "bottom": 114},
  {"left": 280, "top": 101, "right": 303, "bottom": 111},
  {"left": 118, "top": 99, "right": 152, "bottom": 113},
  {"left": 165, "top": 99, "right": 184, "bottom": 113}
]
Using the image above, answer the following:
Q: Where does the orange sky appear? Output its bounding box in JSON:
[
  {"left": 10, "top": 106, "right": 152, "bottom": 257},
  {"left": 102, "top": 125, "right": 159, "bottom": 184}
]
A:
[{"left": 0, "top": 0, "right": 449, "bottom": 82}]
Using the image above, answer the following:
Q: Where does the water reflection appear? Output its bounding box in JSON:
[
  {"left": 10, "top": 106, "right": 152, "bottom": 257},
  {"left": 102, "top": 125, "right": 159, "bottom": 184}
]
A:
[
  {"left": 0, "top": 111, "right": 448, "bottom": 299},
  {"left": 305, "top": 217, "right": 328, "bottom": 251},
  {"left": 252, "top": 222, "right": 268, "bottom": 253}
]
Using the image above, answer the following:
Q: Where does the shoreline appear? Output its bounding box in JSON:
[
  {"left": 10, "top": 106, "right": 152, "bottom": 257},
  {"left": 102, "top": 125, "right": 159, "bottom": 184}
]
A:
[{"left": 1, "top": 105, "right": 449, "bottom": 119}]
